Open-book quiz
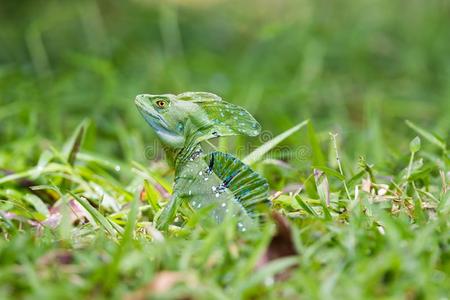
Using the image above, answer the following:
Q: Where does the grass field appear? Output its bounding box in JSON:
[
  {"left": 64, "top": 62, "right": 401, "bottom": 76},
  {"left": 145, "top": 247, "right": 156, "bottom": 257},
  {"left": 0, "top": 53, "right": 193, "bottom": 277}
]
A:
[{"left": 0, "top": 0, "right": 449, "bottom": 299}]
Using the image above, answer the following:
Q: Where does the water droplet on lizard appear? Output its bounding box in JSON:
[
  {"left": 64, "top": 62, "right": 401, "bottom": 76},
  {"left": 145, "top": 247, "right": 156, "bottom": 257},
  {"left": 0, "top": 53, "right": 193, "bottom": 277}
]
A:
[{"left": 237, "top": 222, "right": 246, "bottom": 232}]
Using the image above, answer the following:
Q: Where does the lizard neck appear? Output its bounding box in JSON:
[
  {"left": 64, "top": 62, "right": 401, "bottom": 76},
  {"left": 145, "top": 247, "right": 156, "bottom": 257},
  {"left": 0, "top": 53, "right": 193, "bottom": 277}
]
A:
[
  {"left": 161, "top": 144, "right": 181, "bottom": 168},
  {"left": 161, "top": 140, "right": 203, "bottom": 174},
  {"left": 174, "top": 143, "right": 203, "bottom": 173}
]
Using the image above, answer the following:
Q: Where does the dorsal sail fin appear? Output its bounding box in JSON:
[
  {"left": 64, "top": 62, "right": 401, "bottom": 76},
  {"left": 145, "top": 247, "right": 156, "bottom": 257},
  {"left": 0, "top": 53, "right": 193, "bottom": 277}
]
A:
[
  {"left": 202, "top": 151, "right": 270, "bottom": 219},
  {"left": 176, "top": 92, "right": 262, "bottom": 144}
]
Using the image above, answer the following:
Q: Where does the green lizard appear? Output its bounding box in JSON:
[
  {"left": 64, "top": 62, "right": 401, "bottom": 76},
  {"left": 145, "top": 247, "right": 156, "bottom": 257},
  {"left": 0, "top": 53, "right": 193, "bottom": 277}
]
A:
[{"left": 135, "top": 92, "right": 270, "bottom": 231}]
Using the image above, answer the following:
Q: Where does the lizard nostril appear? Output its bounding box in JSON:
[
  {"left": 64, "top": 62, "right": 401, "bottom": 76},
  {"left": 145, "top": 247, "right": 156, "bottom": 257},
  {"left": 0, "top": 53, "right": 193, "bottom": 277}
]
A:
[{"left": 135, "top": 94, "right": 148, "bottom": 101}]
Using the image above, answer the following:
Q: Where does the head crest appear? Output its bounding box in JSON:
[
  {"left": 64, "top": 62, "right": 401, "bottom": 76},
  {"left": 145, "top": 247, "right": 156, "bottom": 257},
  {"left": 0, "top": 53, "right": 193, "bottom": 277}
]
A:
[{"left": 176, "top": 92, "right": 261, "bottom": 144}]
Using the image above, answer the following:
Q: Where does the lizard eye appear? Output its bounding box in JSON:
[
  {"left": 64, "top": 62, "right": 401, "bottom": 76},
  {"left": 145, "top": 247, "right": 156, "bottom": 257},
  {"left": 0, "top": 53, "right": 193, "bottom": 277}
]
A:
[{"left": 155, "top": 99, "right": 168, "bottom": 109}]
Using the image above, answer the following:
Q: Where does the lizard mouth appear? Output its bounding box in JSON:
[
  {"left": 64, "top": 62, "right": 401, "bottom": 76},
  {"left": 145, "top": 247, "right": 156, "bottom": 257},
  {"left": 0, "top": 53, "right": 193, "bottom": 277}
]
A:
[{"left": 134, "top": 95, "right": 152, "bottom": 114}]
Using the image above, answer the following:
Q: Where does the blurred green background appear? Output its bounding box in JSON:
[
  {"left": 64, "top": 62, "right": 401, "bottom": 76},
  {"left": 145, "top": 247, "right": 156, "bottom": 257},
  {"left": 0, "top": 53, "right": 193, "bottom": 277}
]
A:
[
  {"left": 1, "top": 0, "right": 449, "bottom": 169},
  {"left": 0, "top": 2, "right": 449, "bottom": 298}
]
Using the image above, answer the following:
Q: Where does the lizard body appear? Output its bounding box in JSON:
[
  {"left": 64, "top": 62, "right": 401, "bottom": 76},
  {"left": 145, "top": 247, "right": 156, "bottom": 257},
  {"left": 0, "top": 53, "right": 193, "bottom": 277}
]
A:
[{"left": 135, "top": 92, "right": 270, "bottom": 230}]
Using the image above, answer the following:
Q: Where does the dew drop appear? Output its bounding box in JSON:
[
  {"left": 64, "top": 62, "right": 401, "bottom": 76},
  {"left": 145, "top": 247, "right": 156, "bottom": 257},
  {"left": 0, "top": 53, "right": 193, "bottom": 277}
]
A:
[
  {"left": 114, "top": 165, "right": 121, "bottom": 172},
  {"left": 199, "top": 167, "right": 212, "bottom": 181},
  {"left": 237, "top": 222, "right": 246, "bottom": 232}
]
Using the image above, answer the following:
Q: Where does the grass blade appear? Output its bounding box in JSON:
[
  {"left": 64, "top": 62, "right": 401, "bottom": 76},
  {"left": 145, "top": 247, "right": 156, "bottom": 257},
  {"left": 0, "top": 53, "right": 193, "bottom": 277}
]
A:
[
  {"left": 405, "top": 120, "right": 446, "bottom": 152},
  {"left": 295, "top": 195, "right": 319, "bottom": 216},
  {"left": 312, "top": 165, "right": 345, "bottom": 181},
  {"left": 243, "top": 120, "right": 309, "bottom": 165},
  {"left": 308, "top": 122, "right": 325, "bottom": 165},
  {"left": 236, "top": 257, "right": 298, "bottom": 295},
  {"left": 104, "top": 194, "right": 139, "bottom": 289},
  {"left": 63, "top": 119, "right": 90, "bottom": 166},
  {"left": 70, "top": 192, "right": 121, "bottom": 237}
]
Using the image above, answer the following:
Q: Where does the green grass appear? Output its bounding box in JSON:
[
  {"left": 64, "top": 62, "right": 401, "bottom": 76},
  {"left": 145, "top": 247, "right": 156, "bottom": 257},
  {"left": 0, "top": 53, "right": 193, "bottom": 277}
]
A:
[{"left": 1, "top": 0, "right": 449, "bottom": 299}]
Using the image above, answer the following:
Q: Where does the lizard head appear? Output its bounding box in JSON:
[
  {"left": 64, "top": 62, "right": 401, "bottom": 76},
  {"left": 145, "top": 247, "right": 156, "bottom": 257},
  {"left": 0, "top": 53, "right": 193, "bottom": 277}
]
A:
[
  {"left": 135, "top": 93, "right": 188, "bottom": 148},
  {"left": 135, "top": 92, "right": 261, "bottom": 148}
]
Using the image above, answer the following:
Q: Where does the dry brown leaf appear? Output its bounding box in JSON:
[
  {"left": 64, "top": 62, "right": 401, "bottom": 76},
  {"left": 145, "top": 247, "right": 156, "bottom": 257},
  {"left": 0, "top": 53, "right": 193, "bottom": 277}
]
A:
[
  {"left": 29, "top": 199, "right": 93, "bottom": 235},
  {"left": 257, "top": 212, "right": 297, "bottom": 281},
  {"left": 362, "top": 177, "right": 372, "bottom": 193},
  {"left": 125, "top": 271, "right": 197, "bottom": 300},
  {"left": 37, "top": 249, "right": 74, "bottom": 267}
]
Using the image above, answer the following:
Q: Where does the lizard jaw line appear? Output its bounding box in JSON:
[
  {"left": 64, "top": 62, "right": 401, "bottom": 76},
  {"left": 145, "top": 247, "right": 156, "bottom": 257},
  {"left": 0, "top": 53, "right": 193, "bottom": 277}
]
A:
[{"left": 135, "top": 96, "right": 171, "bottom": 129}]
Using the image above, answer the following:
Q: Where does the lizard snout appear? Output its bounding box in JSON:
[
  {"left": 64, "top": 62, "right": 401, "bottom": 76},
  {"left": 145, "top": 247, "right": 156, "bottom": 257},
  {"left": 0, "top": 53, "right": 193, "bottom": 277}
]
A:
[{"left": 134, "top": 94, "right": 147, "bottom": 106}]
